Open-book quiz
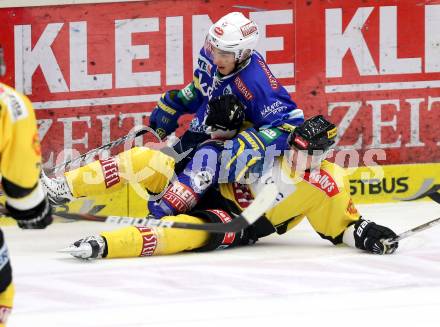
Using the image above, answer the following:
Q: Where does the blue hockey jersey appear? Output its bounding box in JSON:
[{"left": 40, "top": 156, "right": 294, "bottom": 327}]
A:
[{"left": 180, "top": 47, "right": 304, "bottom": 134}]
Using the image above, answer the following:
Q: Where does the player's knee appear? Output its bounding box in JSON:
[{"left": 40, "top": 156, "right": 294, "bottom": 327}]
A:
[
  {"left": 191, "top": 209, "right": 247, "bottom": 252},
  {"left": 119, "top": 147, "right": 175, "bottom": 193}
]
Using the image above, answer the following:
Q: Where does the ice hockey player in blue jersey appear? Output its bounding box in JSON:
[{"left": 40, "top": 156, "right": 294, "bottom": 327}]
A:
[
  {"left": 149, "top": 12, "right": 304, "bottom": 171},
  {"left": 148, "top": 94, "right": 297, "bottom": 218}
]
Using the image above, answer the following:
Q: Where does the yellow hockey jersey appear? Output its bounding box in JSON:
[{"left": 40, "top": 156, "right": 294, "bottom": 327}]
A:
[
  {"left": 94, "top": 150, "right": 360, "bottom": 258},
  {"left": 219, "top": 157, "right": 360, "bottom": 244},
  {"left": 0, "top": 83, "right": 45, "bottom": 209}
]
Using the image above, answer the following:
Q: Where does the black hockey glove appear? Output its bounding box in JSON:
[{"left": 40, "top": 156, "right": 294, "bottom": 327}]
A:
[
  {"left": 353, "top": 219, "right": 398, "bottom": 255},
  {"left": 205, "top": 94, "right": 245, "bottom": 131},
  {"left": 6, "top": 197, "right": 53, "bottom": 229}
]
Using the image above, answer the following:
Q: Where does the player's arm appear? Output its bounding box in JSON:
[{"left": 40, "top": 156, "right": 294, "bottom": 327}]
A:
[
  {"left": 234, "top": 55, "right": 304, "bottom": 130},
  {"left": 0, "top": 85, "right": 52, "bottom": 229},
  {"left": 149, "top": 49, "right": 208, "bottom": 139},
  {"left": 305, "top": 169, "right": 398, "bottom": 255}
]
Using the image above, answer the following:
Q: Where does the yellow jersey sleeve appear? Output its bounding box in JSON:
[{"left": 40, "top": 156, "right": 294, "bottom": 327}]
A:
[
  {"left": 302, "top": 162, "right": 361, "bottom": 244},
  {"left": 0, "top": 83, "right": 42, "bottom": 194}
]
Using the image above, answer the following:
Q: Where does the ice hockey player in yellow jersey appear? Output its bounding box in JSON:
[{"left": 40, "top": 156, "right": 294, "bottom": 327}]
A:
[
  {"left": 54, "top": 105, "right": 398, "bottom": 260},
  {"left": 0, "top": 46, "right": 53, "bottom": 327}
]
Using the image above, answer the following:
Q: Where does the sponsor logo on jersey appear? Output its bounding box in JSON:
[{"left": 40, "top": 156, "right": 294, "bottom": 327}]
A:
[
  {"left": 214, "top": 26, "right": 224, "bottom": 36},
  {"left": 240, "top": 22, "right": 257, "bottom": 37},
  {"left": 32, "top": 132, "right": 42, "bottom": 156},
  {"left": 207, "top": 209, "right": 236, "bottom": 248},
  {"left": 99, "top": 157, "right": 120, "bottom": 188},
  {"left": 163, "top": 182, "right": 198, "bottom": 212},
  {"left": 257, "top": 58, "right": 279, "bottom": 89},
  {"left": 1, "top": 89, "right": 28, "bottom": 122},
  {"left": 137, "top": 227, "right": 158, "bottom": 256},
  {"left": 303, "top": 169, "right": 340, "bottom": 197},
  {"left": 346, "top": 198, "right": 359, "bottom": 215},
  {"left": 234, "top": 76, "right": 253, "bottom": 100},
  {"left": 261, "top": 100, "right": 288, "bottom": 118}
]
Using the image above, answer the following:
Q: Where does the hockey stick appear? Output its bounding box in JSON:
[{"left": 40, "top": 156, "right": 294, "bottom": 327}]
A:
[
  {"left": 382, "top": 216, "right": 440, "bottom": 245},
  {"left": 51, "top": 127, "right": 152, "bottom": 173},
  {"left": 52, "top": 183, "right": 278, "bottom": 233},
  {"left": 394, "top": 179, "right": 440, "bottom": 204}
]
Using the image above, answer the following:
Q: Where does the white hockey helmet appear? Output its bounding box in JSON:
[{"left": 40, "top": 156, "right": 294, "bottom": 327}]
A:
[{"left": 206, "top": 12, "right": 259, "bottom": 63}]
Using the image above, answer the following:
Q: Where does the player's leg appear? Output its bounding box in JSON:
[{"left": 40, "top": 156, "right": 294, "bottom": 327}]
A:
[
  {"left": 60, "top": 209, "right": 254, "bottom": 259},
  {"left": 42, "top": 147, "right": 175, "bottom": 205}
]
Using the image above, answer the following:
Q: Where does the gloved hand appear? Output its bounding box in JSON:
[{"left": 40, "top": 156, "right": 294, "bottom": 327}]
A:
[
  {"left": 205, "top": 94, "right": 245, "bottom": 132},
  {"left": 6, "top": 197, "right": 53, "bottom": 229},
  {"left": 149, "top": 90, "right": 185, "bottom": 139},
  {"left": 353, "top": 219, "right": 398, "bottom": 254}
]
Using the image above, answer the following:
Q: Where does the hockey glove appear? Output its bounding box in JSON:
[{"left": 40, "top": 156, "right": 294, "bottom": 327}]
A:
[
  {"left": 5, "top": 197, "right": 53, "bottom": 229},
  {"left": 205, "top": 94, "right": 245, "bottom": 132},
  {"left": 353, "top": 219, "right": 398, "bottom": 254},
  {"left": 149, "top": 90, "right": 186, "bottom": 139}
]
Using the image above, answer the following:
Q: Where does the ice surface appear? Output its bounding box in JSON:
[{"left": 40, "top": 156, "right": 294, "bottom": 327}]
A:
[{"left": 2, "top": 201, "right": 440, "bottom": 327}]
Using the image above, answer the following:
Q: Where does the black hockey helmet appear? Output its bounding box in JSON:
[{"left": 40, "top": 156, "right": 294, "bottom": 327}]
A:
[
  {"left": 288, "top": 115, "right": 337, "bottom": 155},
  {"left": 205, "top": 94, "right": 245, "bottom": 131}
]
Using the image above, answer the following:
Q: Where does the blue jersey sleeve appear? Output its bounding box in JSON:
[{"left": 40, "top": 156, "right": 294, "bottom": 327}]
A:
[{"left": 231, "top": 52, "right": 304, "bottom": 129}]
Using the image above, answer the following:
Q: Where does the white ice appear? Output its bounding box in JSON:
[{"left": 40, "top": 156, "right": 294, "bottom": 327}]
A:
[{"left": 2, "top": 201, "right": 440, "bottom": 327}]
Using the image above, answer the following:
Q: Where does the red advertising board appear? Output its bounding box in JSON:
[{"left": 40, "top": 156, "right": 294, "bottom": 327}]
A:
[{"left": 0, "top": 0, "right": 439, "bottom": 167}]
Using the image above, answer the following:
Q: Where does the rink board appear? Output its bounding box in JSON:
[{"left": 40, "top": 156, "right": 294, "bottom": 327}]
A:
[{"left": 0, "top": 0, "right": 439, "bottom": 167}]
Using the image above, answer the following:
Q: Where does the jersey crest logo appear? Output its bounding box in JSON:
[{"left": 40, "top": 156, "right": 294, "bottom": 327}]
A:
[
  {"left": 303, "top": 169, "right": 340, "bottom": 197},
  {"left": 234, "top": 76, "right": 253, "bottom": 100}
]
